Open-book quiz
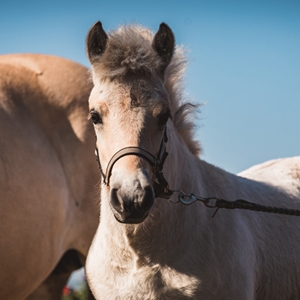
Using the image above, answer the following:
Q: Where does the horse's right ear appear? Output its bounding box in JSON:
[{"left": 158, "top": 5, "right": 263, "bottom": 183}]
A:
[{"left": 86, "top": 21, "right": 108, "bottom": 63}]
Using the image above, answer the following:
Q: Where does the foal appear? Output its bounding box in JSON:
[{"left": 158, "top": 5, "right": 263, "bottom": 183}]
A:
[{"left": 85, "top": 21, "right": 300, "bottom": 300}]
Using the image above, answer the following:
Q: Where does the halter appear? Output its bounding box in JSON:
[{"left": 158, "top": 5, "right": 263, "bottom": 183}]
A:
[{"left": 95, "top": 128, "right": 173, "bottom": 199}]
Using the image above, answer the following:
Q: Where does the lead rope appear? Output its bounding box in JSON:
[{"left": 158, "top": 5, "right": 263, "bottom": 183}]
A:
[
  {"left": 94, "top": 134, "right": 300, "bottom": 218},
  {"left": 170, "top": 190, "right": 300, "bottom": 218}
]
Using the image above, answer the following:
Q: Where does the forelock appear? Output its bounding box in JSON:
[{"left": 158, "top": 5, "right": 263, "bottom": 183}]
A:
[{"left": 92, "top": 25, "right": 162, "bottom": 80}]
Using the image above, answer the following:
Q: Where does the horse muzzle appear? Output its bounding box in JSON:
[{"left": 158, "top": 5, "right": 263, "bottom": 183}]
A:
[
  {"left": 95, "top": 129, "right": 172, "bottom": 224},
  {"left": 109, "top": 181, "right": 155, "bottom": 224}
]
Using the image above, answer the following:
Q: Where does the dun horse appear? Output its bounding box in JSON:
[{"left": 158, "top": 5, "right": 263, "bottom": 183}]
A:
[
  {"left": 0, "top": 54, "right": 99, "bottom": 299},
  {"left": 85, "top": 22, "right": 300, "bottom": 299}
]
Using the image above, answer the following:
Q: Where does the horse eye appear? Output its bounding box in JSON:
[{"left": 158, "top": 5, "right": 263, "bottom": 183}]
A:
[
  {"left": 158, "top": 109, "right": 170, "bottom": 126},
  {"left": 90, "top": 110, "right": 102, "bottom": 125}
]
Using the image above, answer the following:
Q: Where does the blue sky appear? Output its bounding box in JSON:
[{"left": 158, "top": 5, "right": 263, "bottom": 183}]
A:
[{"left": 1, "top": 0, "right": 299, "bottom": 174}]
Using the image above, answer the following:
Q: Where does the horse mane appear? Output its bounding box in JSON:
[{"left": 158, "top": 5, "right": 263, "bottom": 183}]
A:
[
  {"left": 91, "top": 24, "right": 202, "bottom": 156},
  {"left": 164, "top": 46, "right": 202, "bottom": 156}
]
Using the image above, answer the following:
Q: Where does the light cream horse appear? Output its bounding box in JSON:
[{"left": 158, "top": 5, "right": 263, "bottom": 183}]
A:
[
  {"left": 85, "top": 21, "right": 300, "bottom": 300},
  {"left": 0, "top": 54, "right": 99, "bottom": 299}
]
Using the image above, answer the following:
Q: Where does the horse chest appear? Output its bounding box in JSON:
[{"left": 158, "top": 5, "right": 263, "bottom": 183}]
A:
[
  {"left": 97, "top": 256, "right": 200, "bottom": 299},
  {"left": 87, "top": 222, "right": 202, "bottom": 299}
]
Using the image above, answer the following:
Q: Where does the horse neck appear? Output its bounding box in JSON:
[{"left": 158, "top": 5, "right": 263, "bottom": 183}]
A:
[{"left": 166, "top": 126, "right": 207, "bottom": 198}]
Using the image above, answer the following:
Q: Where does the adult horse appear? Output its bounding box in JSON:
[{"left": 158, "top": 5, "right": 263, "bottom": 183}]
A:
[
  {"left": 0, "top": 54, "right": 99, "bottom": 299},
  {"left": 85, "top": 21, "right": 300, "bottom": 299}
]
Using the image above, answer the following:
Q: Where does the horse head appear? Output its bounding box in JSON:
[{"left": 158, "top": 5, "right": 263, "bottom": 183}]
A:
[{"left": 86, "top": 21, "right": 175, "bottom": 224}]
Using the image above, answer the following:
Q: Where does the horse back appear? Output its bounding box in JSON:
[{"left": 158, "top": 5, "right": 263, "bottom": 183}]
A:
[{"left": 239, "top": 156, "right": 300, "bottom": 198}]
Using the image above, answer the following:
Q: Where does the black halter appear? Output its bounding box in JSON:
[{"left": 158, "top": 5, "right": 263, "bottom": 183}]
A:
[{"left": 95, "top": 129, "right": 173, "bottom": 199}]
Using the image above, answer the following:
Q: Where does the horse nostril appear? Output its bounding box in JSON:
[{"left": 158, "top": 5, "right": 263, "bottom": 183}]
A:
[
  {"left": 109, "top": 184, "right": 155, "bottom": 224},
  {"left": 140, "top": 185, "right": 155, "bottom": 211},
  {"left": 110, "top": 188, "right": 123, "bottom": 213}
]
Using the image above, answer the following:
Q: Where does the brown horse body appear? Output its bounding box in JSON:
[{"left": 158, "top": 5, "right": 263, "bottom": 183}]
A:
[{"left": 0, "top": 54, "right": 99, "bottom": 299}]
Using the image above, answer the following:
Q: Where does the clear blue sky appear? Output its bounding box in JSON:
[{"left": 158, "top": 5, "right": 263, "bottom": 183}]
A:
[{"left": 1, "top": 0, "right": 299, "bottom": 174}]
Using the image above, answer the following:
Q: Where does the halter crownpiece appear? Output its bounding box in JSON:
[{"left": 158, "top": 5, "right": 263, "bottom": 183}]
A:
[{"left": 94, "top": 128, "right": 173, "bottom": 199}]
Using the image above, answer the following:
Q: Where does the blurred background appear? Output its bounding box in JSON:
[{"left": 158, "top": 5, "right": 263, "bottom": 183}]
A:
[{"left": 1, "top": 0, "right": 299, "bottom": 174}]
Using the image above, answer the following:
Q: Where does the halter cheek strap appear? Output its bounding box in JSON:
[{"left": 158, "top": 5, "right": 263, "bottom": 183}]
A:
[{"left": 94, "top": 129, "right": 173, "bottom": 199}]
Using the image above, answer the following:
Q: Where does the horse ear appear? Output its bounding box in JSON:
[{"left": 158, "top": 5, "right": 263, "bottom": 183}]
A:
[
  {"left": 152, "top": 23, "right": 175, "bottom": 73},
  {"left": 86, "top": 21, "right": 108, "bottom": 63}
]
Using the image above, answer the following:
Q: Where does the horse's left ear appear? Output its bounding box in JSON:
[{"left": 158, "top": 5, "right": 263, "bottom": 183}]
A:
[
  {"left": 152, "top": 23, "right": 175, "bottom": 73},
  {"left": 86, "top": 21, "right": 108, "bottom": 64}
]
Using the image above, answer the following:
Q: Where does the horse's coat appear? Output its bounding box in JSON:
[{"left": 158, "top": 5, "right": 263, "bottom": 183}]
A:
[
  {"left": 0, "top": 54, "right": 99, "bottom": 299},
  {"left": 85, "top": 22, "right": 300, "bottom": 300}
]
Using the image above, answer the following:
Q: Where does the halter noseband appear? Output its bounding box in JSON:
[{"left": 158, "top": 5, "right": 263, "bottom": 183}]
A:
[{"left": 94, "top": 129, "right": 173, "bottom": 199}]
